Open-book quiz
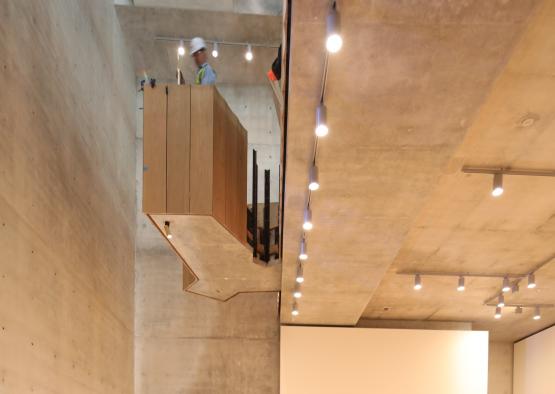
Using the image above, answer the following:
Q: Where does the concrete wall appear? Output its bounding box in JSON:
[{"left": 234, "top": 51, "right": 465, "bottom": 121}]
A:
[
  {"left": 0, "top": 1, "right": 136, "bottom": 393},
  {"left": 281, "top": 326, "right": 489, "bottom": 394},
  {"left": 488, "top": 342, "right": 513, "bottom": 394},
  {"left": 135, "top": 90, "right": 280, "bottom": 394},
  {"left": 514, "top": 326, "right": 555, "bottom": 394}
]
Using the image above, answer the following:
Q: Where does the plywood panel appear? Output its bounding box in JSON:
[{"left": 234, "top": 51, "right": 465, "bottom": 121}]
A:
[
  {"left": 514, "top": 326, "right": 555, "bottom": 394},
  {"left": 143, "top": 85, "right": 167, "bottom": 213},
  {"left": 212, "top": 90, "right": 227, "bottom": 224},
  {"left": 167, "top": 84, "right": 190, "bottom": 214},
  {"left": 190, "top": 86, "right": 213, "bottom": 215},
  {"left": 236, "top": 126, "right": 248, "bottom": 243},
  {"left": 225, "top": 116, "right": 239, "bottom": 234}
]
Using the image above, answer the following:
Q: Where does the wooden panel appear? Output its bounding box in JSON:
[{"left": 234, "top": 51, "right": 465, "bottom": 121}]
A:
[
  {"left": 143, "top": 85, "right": 167, "bottom": 213},
  {"left": 212, "top": 90, "right": 227, "bottom": 224},
  {"left": 225, "top": 115, "right": 239, "bottom": 234},
  {"left": 167, "top": 84, "right": 191, "bottom": 214},
  {"left": 190, "top": 86, "right": 213, "bottom": 215},
  {"left": 236, "top": 125, "right": 248, "bottom": 242}
]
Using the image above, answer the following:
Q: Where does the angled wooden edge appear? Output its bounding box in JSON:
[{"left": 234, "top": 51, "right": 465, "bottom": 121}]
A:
[{"left": 146, "top": 214, "right": 280, "bottom": 302}]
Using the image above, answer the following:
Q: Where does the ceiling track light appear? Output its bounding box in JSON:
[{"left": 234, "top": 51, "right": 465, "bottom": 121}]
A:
[
  {"left": 303, "top": 206, "right": 313, "bottom": 231},
  {"left": 315, "top": 103, "right": 329, "bottom": 137},
  {"left": 502, "top": 276, "right": 511, "bottom": 293},
  {"left": 533, "top": 306, "right": 541, "bottom": 320},
  {"left": 177, "top": 39, "right": 185, "bottom": 57},
  {"left": 527, "top": 273, "right": 536, "bottom": 289},
  {"left": 212, "top": 41, "right": 219, "bottom": 58},
  {"left": 308, "top": 164, "right": 320, "bottom": 191},
  {"left": 414, "top": 274, "right": 422, "bottom": 291},
  {"left": 494, "top": 307, "right": 502, "bottom": 319},
  {"left": 326, "top": 2, "right": 343, "bottom": 53},
  {"left": 497, "top": 294, "right": 505, "bottom": 308},
  {"left": 457, "top": 276, "right": 465, "bottom": 292},
  {"left": 292, "top": 301, "right": 299, "bottom": 316},
  {"left": 245, "top": 44, "right": 253, "bottom": 62},
  {"left": 293, "top": 283, "right": 302, "bottom": 299},
  {"left": 299, "top": 238, "right": 308, "bottom": 261},
  {"left": 492, "top": 173, "right": 504, "bottom": 197},
  {"left": 295, "top": 262, "right": 304, "bottom": 283},
  {"left": 164, "top": 221, "right": 173, "bottom": 239},
  {"left": 515, "top": 306, "right": 523, "bottom": 314}
]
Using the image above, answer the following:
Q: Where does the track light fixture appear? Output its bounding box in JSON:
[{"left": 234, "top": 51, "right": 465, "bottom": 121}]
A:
[
  {"left": 299, "top": 238, "right": 308, "bottom": 261},
  {"left": 164, "top": 221, "right": 173, "bottom": 239},
  {"left": 295, "top": 262, "right": 304, "bottom": 283},
  {"left": 492, "top": 173, "right": 504, "bottom": 197},
  {"left": 308, "top": 164, "right": 320, "bottom": 191},
  {"left": 494, "top": 307, "right": 502, "bottom": 319},
  {"left": 527, "top": 273, "right": 536, "bottom": 289},
  {"left": 212, "top": 42, "right": 219, "bottom": 58},
  {"left": 315, "top": 103, "right": 329, "bottom": 137},
  {"left": 303, "top": 207, "right": 313, "bottom": 231},
  {"left": 292, "top": 302, "right": 299, "bottom": 316},
  {"left": 293, "top": 283, "right": 302, "bottom": 299},
  {"left": 457, "top": 276, "right": 465, "bottom": 292},
  {"left": 177, "top": 39, "right": 186, "bottom": 56},
  {"left": 326, "top": 2, "right": 343, "bottom": 53},
  {"left": 515, "top": 306, "right": 523, "bottom": 314},
  {"left": 533, "top": 306, "right": 541, "bottom": 320},
  {"left": 414, "top": 274, "right": 422, "bottom": 291},
  {"left": 502, "top": 276, "right": 511, "bottom": 293},
  {"left": 497, "top": 294, "right": 505, "bottom": 308},
  {"left": 245, "top": 44, "right": 253, "bottom": 62}
]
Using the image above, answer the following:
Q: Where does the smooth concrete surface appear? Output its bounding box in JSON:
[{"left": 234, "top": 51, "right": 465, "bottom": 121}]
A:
[
  {"left": 0, "top": 0, "right": 136, "bottom": 392},
  {"left": 280, "top": 326, "right": 489, "bottom": 394},
  {"left": 514, "top": 325, "right": 555, "bottom": 394},
  {"left": 133, "top": 0, "right": 283, "bottom": 16},
  {"left": 116, "top": 5, "right": 281, "bottom": 84},
  {"left": 489, "top": 342, "right": 514, "bottom": 394}
]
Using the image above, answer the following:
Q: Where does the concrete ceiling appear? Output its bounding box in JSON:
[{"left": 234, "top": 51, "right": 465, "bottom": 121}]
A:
[
  {"left": 281, "top": 0, "right": 555, "bottom": 341},
  {"left": 130, "top": 0, "right": 282, "bottom": 16},
  {"left": 116, "top": 5, "right": 281, "bottom": 84}
]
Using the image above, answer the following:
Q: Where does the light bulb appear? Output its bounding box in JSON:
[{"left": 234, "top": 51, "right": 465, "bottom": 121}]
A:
[
  {"left": 497, "top": 294, "right": 505, "bottom": 308},
  {"left": 533, "top": 306, "right": 541, "bottom": 320},
  {"left": 527, "top": 273, "right": 536, "bottom": 289},
  {"left": 245, "top": 44, "right": 253, "bottom": 61},
  {"left": 308, "top": 165, "right": 320, "bottom": 191},
  {"left": 212, "top": 42, "right": 219, "bottom": 58},
  {"left": 292, "top": 302, "right": 299, "bottom": 316},
  {"left": 164, "top": 221, "right": 172, "bottom": 239},
  {"left": 326, "top": 5, "right": 343, "bottom": 53},
  {"left": 494, "top": 307, "right": 502, "bottom": 319},
  {"left": 414, "top": 274, "right": 422, "bottom": 291},
  {"left": 315, "top": 103, "right": 329, "bottom": 137},
  {"left": 293, "top": 284, "right": 302, "bottom": 299},
  {"left": 457, "top": 276, "right": 465, "bottom": 292},
  {"left": 299, "top": 238, "right": 308, "bottom": 260},
  {"left": 178, "top": 40, "right": 186, "bottom": 56},
  {"left": 502, "top": 276, "right": 511, "bottom": 293},
  {"left": 303, "top": 207, "right": 313, "bottom": 231},
  {"left": 295, "top": 263, "right": 304, "bottom": 283},
  {"left": 492, "top": 173, "right": 503, "bottom": 197}
]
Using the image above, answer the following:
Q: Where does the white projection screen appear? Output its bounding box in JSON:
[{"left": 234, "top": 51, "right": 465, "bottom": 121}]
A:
[
  {"left": 514, "top": 325, "right": 555, "bottom": 394},
  {"left": 280, "top": 326, "right": 489, "bottom": 394}
]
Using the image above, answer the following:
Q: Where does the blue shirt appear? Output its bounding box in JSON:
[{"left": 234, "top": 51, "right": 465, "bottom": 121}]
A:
[{"left": 195, "top": 63, "right": 217, "bottom": 85}]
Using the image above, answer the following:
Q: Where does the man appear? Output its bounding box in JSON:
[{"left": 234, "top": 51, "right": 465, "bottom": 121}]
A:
[{"left": 190, "top": 37, "right": 217, "bottom": 85}]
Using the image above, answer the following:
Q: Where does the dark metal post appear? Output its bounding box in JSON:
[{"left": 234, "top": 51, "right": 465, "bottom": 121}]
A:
[
  {"left": 264, "top": 169, "right": 271, "bottom": 262},
  {"left": 252, "top": 150, "right": 258, "bottom": 258}
]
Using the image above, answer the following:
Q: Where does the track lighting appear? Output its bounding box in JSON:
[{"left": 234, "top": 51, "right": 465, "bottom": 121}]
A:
[
  {"left": 512, "top": 283, "right": 519, "bottom": 293},
  {"left": 303, "top": 207, "right": 313, "bottom": 231},
  {"left": 315, "top": 103, "right": 329, "bottom": 137},
  {"left": 494, "top": 307, "right": 502, "bottom": 319},
  {"left": 533, "top": 306, "right": 541, "bottom": 320},
  {"left": 177, "top": 40, "right": 185, "bottom": 56},
  {"left": 164, "top": 221, "right": 173, "bottom": 239},
  {"left": 326, "top": 3, "right": 343, "bottom": 53},
  {"left": 308, "top": 165, "right": 320, "bottom": 191},
  {"left": 515, "top": 306, "right": 523, "bottom": 314},
  {"left": 497, "top": 294, "right": 505, "bottom": 308},
  {"left": 527, "top": 273, "right": 536, "bottom": 289},
  {"left": 457, "top": 276, "right": 465, "bottom": 292},
  {"left": 211, "top": 42, "right": 219, "bottom": 58},
  {"left": 245, "top": 44, "right": 253, "bottom": 62},
  {"left": 292, "top": 302, "right": 299, "bottom": 316},
  {"left": 492, "top": 173, "right": 503, "bottom": 197},
  {"left": 293, "top": 283, "right": 302, "bottom": 299},
  {"left": 414, "top": 274, "right": 422, "bottom": 291},
  {"left": 295, "top": 263, "right": 304, "bottom": 283},
  {"left": 502, "top": 276, "right": 511, "bottom": 293},
  {"left": 299, "top": 238, "right": 308, "bottom": 260}
]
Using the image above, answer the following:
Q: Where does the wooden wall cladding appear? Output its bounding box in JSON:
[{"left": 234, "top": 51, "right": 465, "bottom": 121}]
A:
[{"left": 143, "top": 85, "right": 247, "bottom": 244}]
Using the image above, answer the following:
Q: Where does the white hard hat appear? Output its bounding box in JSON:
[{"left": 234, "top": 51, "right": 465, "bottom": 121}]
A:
[{"left": 190, "top": 37, "right": 207, "bottom": 55}]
